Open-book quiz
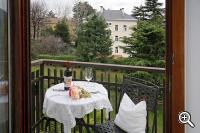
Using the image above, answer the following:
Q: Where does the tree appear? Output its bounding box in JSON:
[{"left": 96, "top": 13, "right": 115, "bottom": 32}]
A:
[
  {"left": 30, "top": 1, "right": 47, "bottom": 40},
  {"left": 73, "top": 2, "right": 95, "bottom": 27},
  {"left": 47, "top": 10, "right": 56, "bottom": 18},
  {"left": 40, "top": 27, "right": 54, "bottom": 37},
  {"left": 122, "top": 21, "right": 165, "bottom": 61},
  {"left": 31, "top": 35, "right": 66, "bottom": 56},
  {"left": 76, "top": 14, "right": 112, "bottom": 62},
  {"left": 132, "top": 0, "right": 164, "bottom": 21},
  {"left": 54, "top": 20, "right": 70, "bottom": 44},
  {"left": 132, "top": 6, "right": 147, "bottom": 20},
  {"left": 67, "top": 19, "right": 77, "bottom": 42},
  {"left": 145, "top": 0, "right": 163, "bottom": 20}
]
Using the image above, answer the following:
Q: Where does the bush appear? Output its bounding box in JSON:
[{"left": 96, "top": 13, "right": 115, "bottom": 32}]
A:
[
  {"left": 126, "top": 71, "right": 154, "bottom": 83},
  {"left": 37, "top": 54, "right": 78, "bottom": 61},
  {"left": 125, "top": 71, "right": 164, "bottom": 87},
  {"left": 31, "top": 36, "right": 68, "bottom": 56}
]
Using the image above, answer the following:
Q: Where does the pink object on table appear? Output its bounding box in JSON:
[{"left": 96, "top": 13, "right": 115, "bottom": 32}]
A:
[{"left": 70, "top": 86, "right": 81, "bottom": 100}]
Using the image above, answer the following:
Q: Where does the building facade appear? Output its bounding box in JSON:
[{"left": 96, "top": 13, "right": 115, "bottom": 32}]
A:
[{"left": 100, "top": 7, "right": 137, "bottom": 57}]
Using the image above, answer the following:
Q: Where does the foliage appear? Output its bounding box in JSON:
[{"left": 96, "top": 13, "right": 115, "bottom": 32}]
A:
[
  {"left": 76, "top": 14, "right": 112, "bottom": 62},
  {"left": 67, "top": 20, "right": 77, "bottom": 42},
  {"left": 47, "top": 10, "right": 56, "bottom": 18},
  {"left": 132, "top": 0, "right": 164, "bottom": 21},
  {"left": 37, "top": 54, "right": 78, "bottom": 61},
  {"left": 31, "top": 36, "right": 66, "bottom": 56},
  {"left": 122, "top": 20, "right": 165, "bottom": 61},
  {"left": 40, "top": 27, "right": 54, "bottom": 37},
  {"left": 30, "top": 1, "right": 47, "bottom": 40},
  {"left": 123, "top": 0, "right": 165, "bottom": 87},
  {"left": 126, "top": 71, "right": 154, "bottom": 83},
  {"left": 126, "top": 71, "right": 164, "bottom": 87},
  {"left": 132, "top": 6, "right": 147, "bottom": 20},
  {"left": 145, "top": 0, "right": 164, "bottom": 20},
  {"left": 54, "top": 20, "right": 70, "bottom": 44},
  {"left": 73, "top": 1, "right": 95, "bottom": 28}
]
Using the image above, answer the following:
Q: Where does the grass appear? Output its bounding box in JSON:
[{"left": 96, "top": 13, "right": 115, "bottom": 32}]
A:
[{"left": 32, "top": 66, "right": 163, "bottom": 133}]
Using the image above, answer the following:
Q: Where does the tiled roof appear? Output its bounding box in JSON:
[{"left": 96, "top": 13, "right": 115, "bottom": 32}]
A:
[{"left": 100, "top": 9, "right": 136, "bottom": 21}]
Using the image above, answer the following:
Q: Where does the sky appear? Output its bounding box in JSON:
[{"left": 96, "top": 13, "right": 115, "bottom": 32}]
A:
[{"left": 32, "top": 0, "right": 165, "bottom": 17}]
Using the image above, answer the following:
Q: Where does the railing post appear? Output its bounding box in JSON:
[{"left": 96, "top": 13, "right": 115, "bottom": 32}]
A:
[
  {"left": 39, "top": 63, "right": 44, "bottom": 130},
  {"left": 40, "top": 63, "right": 44, "bottom": 103},
  {"left": 163, "top": 78, "right": 166, "bottom": 133},
  {"left": 40, "top": 63, "right": 44, "bottom": 88}
]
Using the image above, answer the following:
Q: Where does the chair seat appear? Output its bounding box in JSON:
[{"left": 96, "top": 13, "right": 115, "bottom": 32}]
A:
[{"left": 94, "top": 121, "right": 126, "bottom": 133}]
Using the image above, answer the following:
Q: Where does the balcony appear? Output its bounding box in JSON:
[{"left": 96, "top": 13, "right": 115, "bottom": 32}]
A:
[{"left": 31, "top": 59, "right": 165, "bottom": 133}]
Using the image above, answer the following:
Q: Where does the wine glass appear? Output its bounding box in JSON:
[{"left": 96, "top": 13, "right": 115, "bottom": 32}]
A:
[{"left": 84, "top": 67, "right": 93, "bottom": 87}]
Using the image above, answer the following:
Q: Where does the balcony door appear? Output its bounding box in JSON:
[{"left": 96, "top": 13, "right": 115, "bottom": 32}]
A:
[{"left": 7, "top": 0, "right": 185, "bottom": 133}]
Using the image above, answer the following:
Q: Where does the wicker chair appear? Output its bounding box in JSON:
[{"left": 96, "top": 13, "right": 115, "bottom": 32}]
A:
[{"left": 94, "top": 76, "right": 159, "bottom": 133}]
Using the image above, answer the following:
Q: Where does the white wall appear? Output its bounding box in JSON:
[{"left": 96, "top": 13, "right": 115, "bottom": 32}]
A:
[
  {"left": 107, "top": 20, "right": 137, "bottom": 57},
  {"left": 185, "top": 0, "right": 200, "bottom": 132}
]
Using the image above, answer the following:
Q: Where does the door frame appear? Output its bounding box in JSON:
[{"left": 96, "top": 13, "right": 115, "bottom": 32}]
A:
[
  {"left": 9, "top": 0, "right": 31, "bottom": 132},
  {"left": 9, "top": 0, "right": 185, "bottom": 132},
  {"left": 166, "top": 0, "right": 185, "bottom": 133}
]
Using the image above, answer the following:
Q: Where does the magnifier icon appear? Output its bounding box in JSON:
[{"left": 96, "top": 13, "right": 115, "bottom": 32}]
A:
[{"left": 178, "top": 111, "right": 195, "bottom": 128}]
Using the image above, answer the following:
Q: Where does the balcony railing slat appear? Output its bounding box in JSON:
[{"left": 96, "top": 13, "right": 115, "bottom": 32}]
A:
[
  {"left": 101, "top": 73, "right": 104, "bottom": 124},
  {"left": 31, "top": 72, "right": 36, "bottom": 133},
  {"left": 60, "top": 69, "right": 64, "bottom": 83},
  {"left": 47, "top": 68, "right": 51, "bottom": 88},
  {"left": 54, "top": 68, "right": 58, "bottom": 84},
  {"left": 61, "top": 123, "right": 64, "bottom": 133},
  {"left": 80, "top": 69, "right": 83, "bottom": 80},
  {"left": 115, "top": 74, "right": 118, "bottom": 114},
  {"left": 73, "top": 70, "right": 76, "bottom": 80},
  {"left": 93, "top": 70, "right": 97, "bottom": 125},
  {"left": 36, "top": 70, "right": 40, "bottom": 133},
  {"left": 107, "top": 72, "right": 111, "bottom": 120},
  {"left": 39, "top": 64, "right": 44, "bottom": 131}
]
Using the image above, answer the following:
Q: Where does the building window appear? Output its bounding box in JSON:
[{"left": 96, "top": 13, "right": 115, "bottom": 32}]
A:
[
  {"left": 115, "top": 47, "right": 119, "bottom": 53},
  {"left": 123, "top": 25, "right": 127, "bottom": 31},
  {"left": 115, "top": 36, "right": 119, "bottom": 41},
  {"left": 107, "top": 23, "right": 111, "bottom": 26},
  {"left": 123, "top": 49, "right": 126, "bottom": 53},
  {"left": 115, "top": 25, "right": 118, "bottom": 31}
]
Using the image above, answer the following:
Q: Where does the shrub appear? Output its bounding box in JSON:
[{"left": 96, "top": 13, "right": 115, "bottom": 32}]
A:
[
  {"left": 31, "top": 36, "right": 66, "bottom": 56},
  {"left": 37, "top": 54, "right": 78, "bottom": 61}
]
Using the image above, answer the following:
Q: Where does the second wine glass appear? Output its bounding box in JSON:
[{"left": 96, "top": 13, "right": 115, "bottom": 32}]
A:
[{"left": 84, "top": 67, "right": 93, "bottom": 87}]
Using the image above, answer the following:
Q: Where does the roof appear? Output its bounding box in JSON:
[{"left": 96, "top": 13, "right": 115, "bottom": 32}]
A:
[{"left": 100, "top": 9, "right": 136, "bottom": 21}]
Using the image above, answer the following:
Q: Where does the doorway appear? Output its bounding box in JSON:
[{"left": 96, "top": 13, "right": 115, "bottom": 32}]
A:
[{"left": 5, "top": 0, "right": 185, "bottom": 132}]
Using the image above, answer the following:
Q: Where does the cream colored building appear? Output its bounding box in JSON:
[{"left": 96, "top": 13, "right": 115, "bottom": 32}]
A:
[
  {"left": 100, "top": 7, "right": 137, "bottom": 57},
  {"left": 43, "top": 17, "right": 59, "bottom": 30}
]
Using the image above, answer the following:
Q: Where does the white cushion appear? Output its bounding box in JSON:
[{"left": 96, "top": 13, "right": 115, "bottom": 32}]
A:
[{"left": 114, "top": 93, "right": 147, "bottom": 133}]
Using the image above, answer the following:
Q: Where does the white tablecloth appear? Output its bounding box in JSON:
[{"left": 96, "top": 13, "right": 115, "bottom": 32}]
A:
[{"left": 43, "top": 81, "right": 113, "bottom": 133}]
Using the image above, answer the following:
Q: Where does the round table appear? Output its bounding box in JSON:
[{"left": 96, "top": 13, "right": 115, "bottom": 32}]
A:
[{"left": 43, "top": 81, "right": 113, "bottom": 133}]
